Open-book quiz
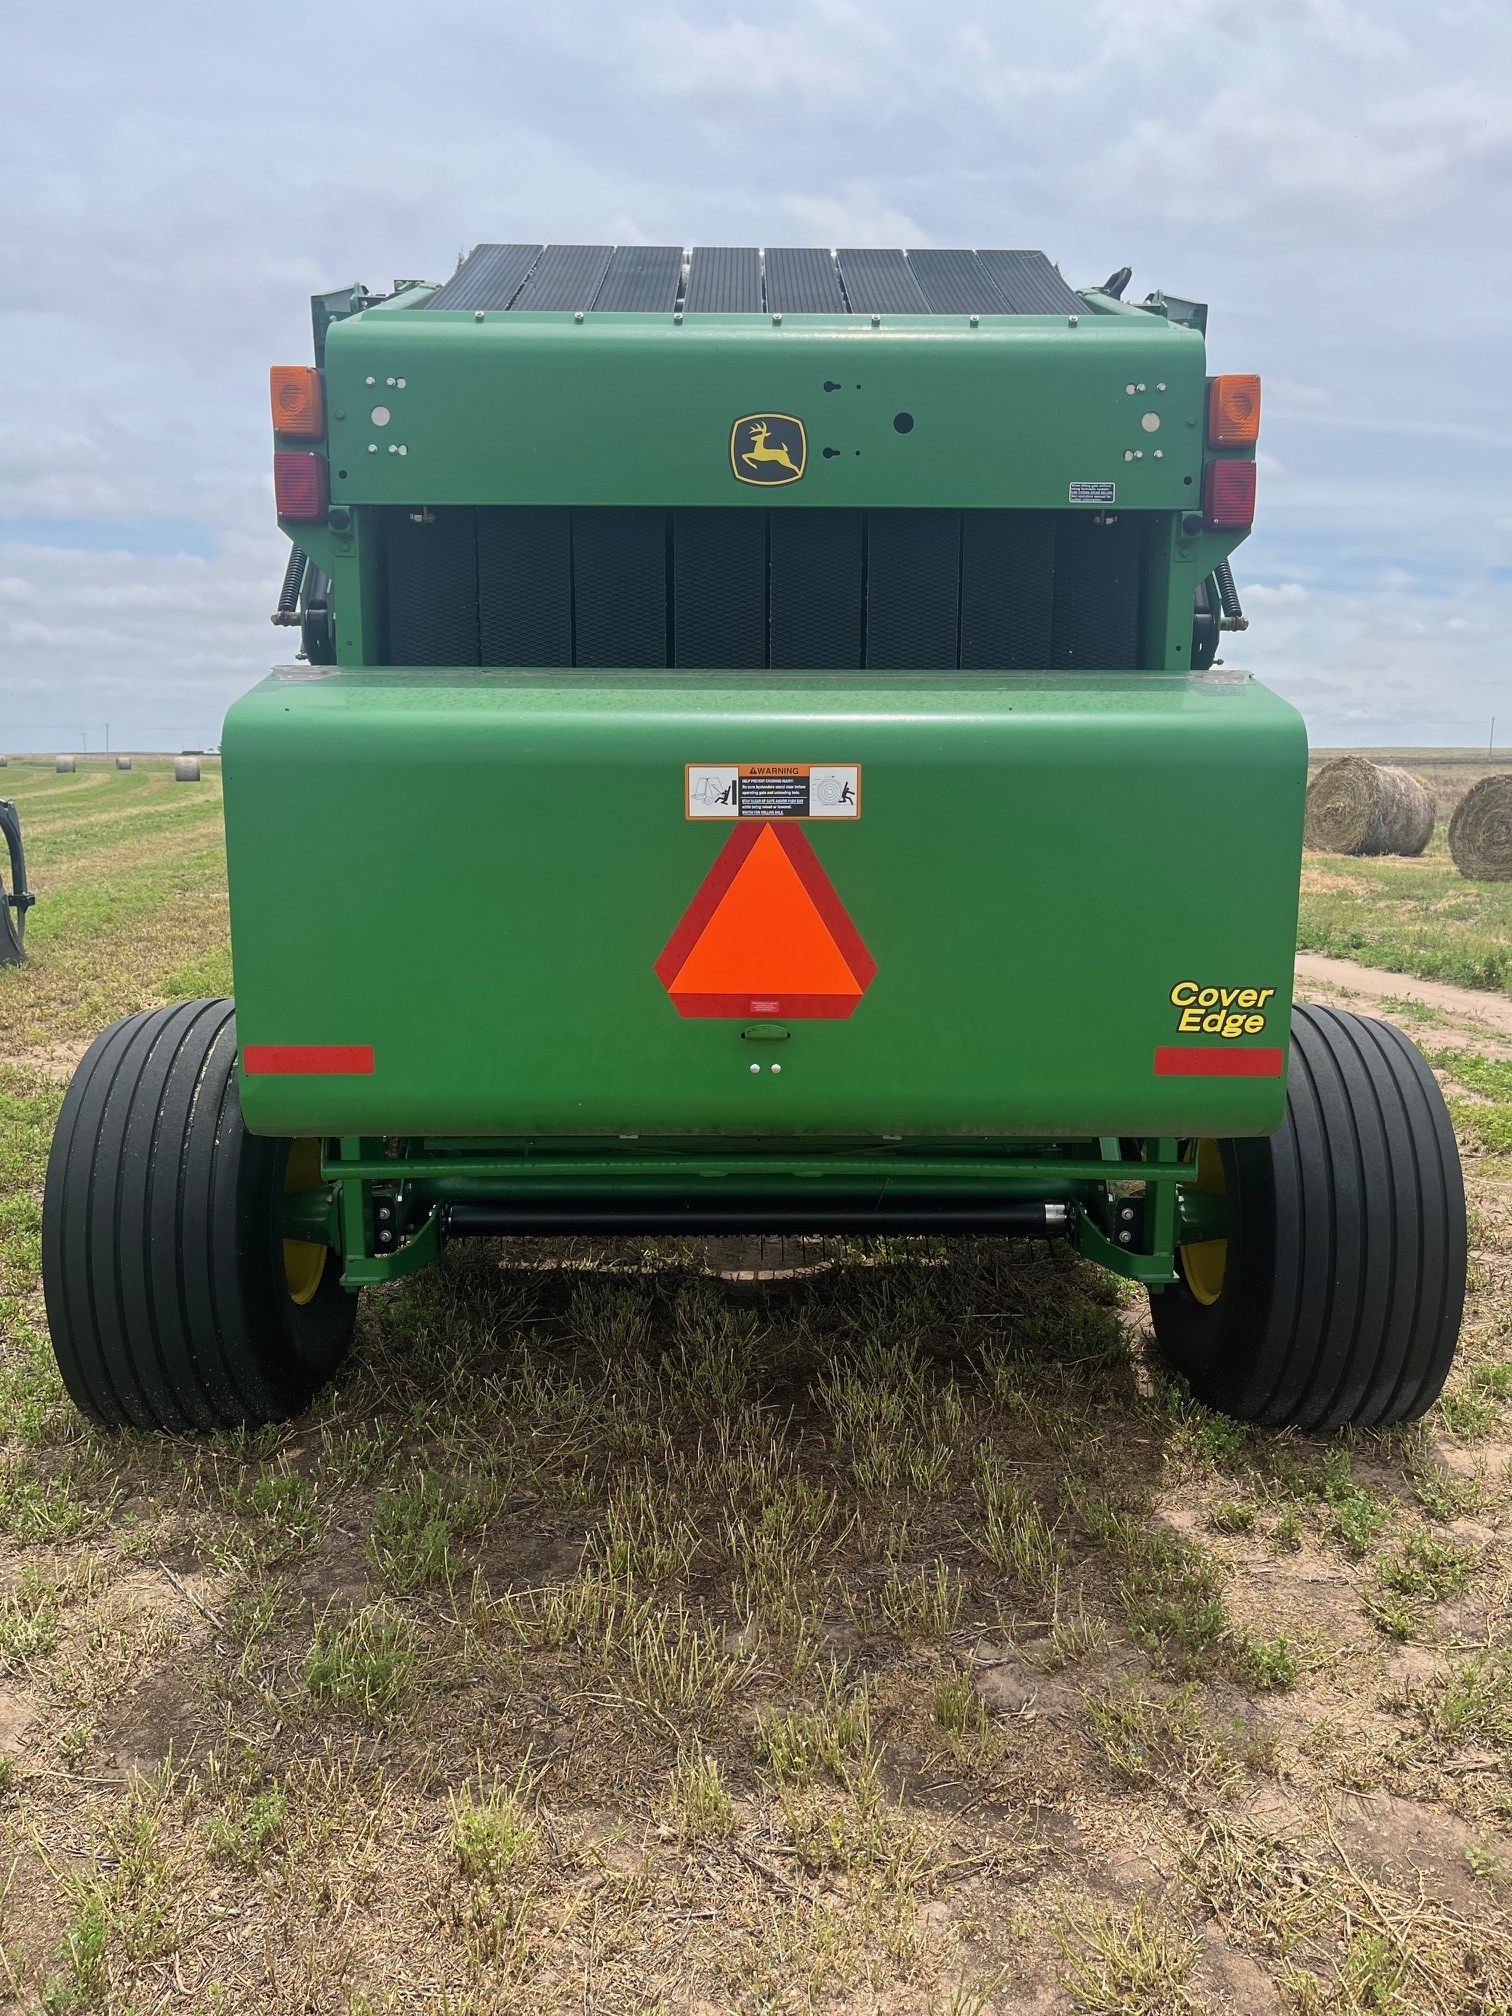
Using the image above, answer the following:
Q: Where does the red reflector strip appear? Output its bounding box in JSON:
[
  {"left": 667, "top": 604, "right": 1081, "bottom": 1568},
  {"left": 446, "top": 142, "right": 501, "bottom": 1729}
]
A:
[
  {"left": 1154, "top": 1045, "right": 1284, "bottom": 1078},
  {"left": 242, "top": 1044, "right": 374, "bottom": 1076}
]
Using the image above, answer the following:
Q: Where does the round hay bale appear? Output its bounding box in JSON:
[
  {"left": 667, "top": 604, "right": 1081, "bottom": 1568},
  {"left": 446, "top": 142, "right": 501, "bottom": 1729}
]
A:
[
  {"left": 0, "top": 756, "right": 8, "bottom": 768},
  {"left": 115, "top": 755, "right": 132, "bottom": 771},
  {"left": 174, "top": 756, "right": 201, "bottom": 783},
  {"left": 1304, "top": 755, "right": 1435, "bottom": 856},
  {"left": 1448, "top": 773, "right": 1512, "bottom": 881},
  {"left": 55, "top": 755, "right": 76, "bottom": 774}
]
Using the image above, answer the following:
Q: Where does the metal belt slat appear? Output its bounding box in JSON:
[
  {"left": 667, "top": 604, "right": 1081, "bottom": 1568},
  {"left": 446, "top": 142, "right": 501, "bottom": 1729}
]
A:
[
  {"left": 976, "top": 250, "right": 1084, "bottom": 316},
  {"left": 906, "top": 249, "right": 1009, "bottom": 317},
  {"left": 510, "top": 244, "right": 614, "bottom": 312},
  {"left": 764, "top": 248, "right": 846, "bottom": 313},
  {"left": 836, "top": 249, "right": 929, "bottom": 316},
  {"left": 424, "top": 244, "right": 542, "bottom": 311},
  {"left": 591, "top": 245, "right": 684, "bottom": 312},
  {"left": 684, "top": 246, "right": 763, "bottom": 313}
]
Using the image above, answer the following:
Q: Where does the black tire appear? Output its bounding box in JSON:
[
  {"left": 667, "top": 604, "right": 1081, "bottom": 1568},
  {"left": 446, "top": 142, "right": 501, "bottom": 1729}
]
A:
[
  {"left": 42, "top": 999, "right": 356, "bottom": 1431},
  {"left": 1151, "top": 1003, "right": 1465, "bottom": 1430}
]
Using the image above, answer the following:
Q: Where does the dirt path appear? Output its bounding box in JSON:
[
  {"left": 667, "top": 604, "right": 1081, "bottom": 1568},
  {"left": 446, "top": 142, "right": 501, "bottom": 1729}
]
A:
[{"left": 1295, "top": 950, "right": 1512, "bottom": 1043}]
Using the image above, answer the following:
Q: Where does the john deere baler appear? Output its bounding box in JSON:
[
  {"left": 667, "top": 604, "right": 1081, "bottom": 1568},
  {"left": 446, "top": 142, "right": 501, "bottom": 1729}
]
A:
[{"left": 42, "top": 244, "right": 1466, "bottom": 1436}]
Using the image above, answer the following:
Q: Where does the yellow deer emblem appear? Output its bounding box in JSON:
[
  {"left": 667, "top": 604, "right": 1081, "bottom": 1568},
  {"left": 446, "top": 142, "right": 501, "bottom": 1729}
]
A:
[
  {"left": 729, "top": 413, "right": 807, "bottom": 485},
  {"left": 742, "top": 421, "right": 801, "bottom": 474}
]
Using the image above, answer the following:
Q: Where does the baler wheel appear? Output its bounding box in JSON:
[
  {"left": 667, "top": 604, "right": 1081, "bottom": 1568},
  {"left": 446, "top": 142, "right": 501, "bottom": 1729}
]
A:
[
  {"left": 1152, "top": 1004, "right": 1465, "bottom": 1430},
  {"left": 42, "top": 999, "right": 355, "bottom": 1432}
]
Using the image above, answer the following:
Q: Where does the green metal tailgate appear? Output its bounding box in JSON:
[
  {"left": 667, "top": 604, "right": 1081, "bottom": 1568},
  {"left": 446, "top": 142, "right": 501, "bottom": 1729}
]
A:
[{"left": 223, "top": 666, "right": 1305, "bottom": 1142}]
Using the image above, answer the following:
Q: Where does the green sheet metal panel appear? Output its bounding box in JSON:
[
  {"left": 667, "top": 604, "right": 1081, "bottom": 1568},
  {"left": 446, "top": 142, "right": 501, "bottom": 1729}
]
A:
[
  {"left": 224, "top": 667, "right": 1304, "bottom": 1144},
  {"left": 322, "top": 313, "right": 1205, "bottom": 515}
]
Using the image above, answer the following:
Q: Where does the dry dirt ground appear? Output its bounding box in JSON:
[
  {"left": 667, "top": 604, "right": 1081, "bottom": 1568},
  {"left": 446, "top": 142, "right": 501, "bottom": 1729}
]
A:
[{"left": 0, "top": 765, "right": 1508, "bottom": 2013}]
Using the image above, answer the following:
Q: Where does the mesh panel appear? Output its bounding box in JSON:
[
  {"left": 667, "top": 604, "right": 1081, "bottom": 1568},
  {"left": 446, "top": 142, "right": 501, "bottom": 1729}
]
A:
[
  {"left": 1050, "top": 514, "right": 1142, "bottom": 669},
  {"left": 769, "top": 510, "right": 864, "bottom": 669},
  {"left": 383, "top": 508, "right": 479, "bottom": 665},
  {"left": 375, "top": 506, "right": 1144, "bottom": 671},
  {"left": 572, "top": 508, "right": 668, "bottom": 667},
  {"left": 866, "top": 510, "right": 960, "bottom": 669},
  {"left": 673, "top": 509, "right": 766, "bottom": 668},
  {"left": 960, "top": 511, "right": 1056, "bottom": 669},
  {"left": 477, "top": 507, "right": 573, "bottom": 665}
]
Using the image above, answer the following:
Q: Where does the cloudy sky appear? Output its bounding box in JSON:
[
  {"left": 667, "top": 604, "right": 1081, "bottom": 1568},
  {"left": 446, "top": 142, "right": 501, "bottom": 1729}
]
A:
[{"left": 3, "top": 0, "right": 1509, "bottom": 750}]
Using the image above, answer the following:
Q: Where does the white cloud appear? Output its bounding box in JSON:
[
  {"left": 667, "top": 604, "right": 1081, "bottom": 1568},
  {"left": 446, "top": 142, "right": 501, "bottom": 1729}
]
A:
[{"left": 1, "top": 0, "right": 1509, "bottom": 748}]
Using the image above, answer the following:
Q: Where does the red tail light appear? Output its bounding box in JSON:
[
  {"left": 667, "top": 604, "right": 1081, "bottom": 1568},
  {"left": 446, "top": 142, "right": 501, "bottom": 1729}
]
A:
[
  {"left": 1204, "top": 459, "right": 1256, "bottom": 530},
  {"left": 274, "top": 451, "right": 328, "bottom": 522}
]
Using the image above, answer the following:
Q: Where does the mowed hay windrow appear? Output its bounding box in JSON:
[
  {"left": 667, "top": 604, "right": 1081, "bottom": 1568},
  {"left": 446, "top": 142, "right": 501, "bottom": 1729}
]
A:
[
  {"left": 1448, "top": 771, "right": 1512, "bottom": 881},
  {"left": 1304, "top": 754, "right": 1435, "bottom": 856}
]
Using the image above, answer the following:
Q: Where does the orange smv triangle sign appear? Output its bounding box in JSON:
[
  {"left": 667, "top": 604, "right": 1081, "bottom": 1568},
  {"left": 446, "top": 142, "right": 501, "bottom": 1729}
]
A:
[{"left": 654, "top": 822, "right": 877, "bottom": 1019}]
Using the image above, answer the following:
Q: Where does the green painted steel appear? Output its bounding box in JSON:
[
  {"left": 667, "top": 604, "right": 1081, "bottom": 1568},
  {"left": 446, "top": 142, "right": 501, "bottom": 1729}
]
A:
[
  {"left": 223, "top": 666, "right": 1304, "bottom": 1144},
  {"left": 323, "top": 314, "right": 1206, "bottom": 513},
  {"left": 242, "top": 255, "right": 1286, "bottom": 1290}
]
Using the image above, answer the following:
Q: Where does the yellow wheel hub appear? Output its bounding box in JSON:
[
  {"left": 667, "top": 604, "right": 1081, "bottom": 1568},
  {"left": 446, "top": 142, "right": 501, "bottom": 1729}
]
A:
[
  {"left": 1179, "top": 1138, "right": 1228, "bottom": 1307},
  {"left": 282, "top": 1137, "right": 328, "bottom": 1307}
]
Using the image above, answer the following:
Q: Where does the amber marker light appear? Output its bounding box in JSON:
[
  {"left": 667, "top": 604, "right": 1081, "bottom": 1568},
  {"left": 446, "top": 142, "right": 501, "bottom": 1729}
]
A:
[
  {"left": 1207, "top": 373, "right": 1261, "bottom": 446},
  {"left": 270, "top": 365, "right": 325, "bottom": 439}
]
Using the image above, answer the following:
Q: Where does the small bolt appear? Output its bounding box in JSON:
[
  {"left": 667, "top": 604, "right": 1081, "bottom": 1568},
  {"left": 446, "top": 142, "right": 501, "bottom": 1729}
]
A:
[
  {"left": 749, "top": 1063, "right": 760, "bottom": 1075},
  {"left": 969, "top": 313, "right": 979, "bottom": 326},
  {"left": 770, "top": 1062, "right": 782, "bottom": 1074},
  {"left": 573, "top": 310, "right": 584, "bottom": 323},
  {"left": 474, "top": 310, "right": 485, "bottom": 322},
  {"left": 333, "top": 410, "right": 345, "bottom": 421},
  {"left": 1068, "top": 314, "right": 1079, "bottom": 327},
  {"left": 1137, "top": 382, "right": 1146, "bottom": 392},
  {"left": 673, "top": 311, "right": 683, "bottom": 323},
  {"left": 365, "top": 376, "right": 376, "bottom": 386},
  {"left": 1156, "top": 381, "right": 1166, "bottom": 392},
  {"left": 870, "top": 313, "right": 881, "bottom": 326},
  {"left": 388, "top": 443, "right": 399, "bottom": 454},
  {"left": 1118, "top": 1230, "right": 1133, "bottom": 1245},
  {"left": 368, "top": 443, "right": 378, "bottom": 453},
  {"left": 772, "top": 312, "right": 782, "bottom": 325},
  {"left": 378, "top": 1206, "right": 392, "bottom": 1221},
  {"left": 386, "top": 376, "right": 397, "bottom": 387},
  {"left": 1154, "top": 449, "right": 1164, "bottom": 459}
]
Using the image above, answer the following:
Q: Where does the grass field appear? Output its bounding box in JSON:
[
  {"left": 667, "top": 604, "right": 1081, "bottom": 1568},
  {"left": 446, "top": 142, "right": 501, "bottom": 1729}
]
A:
[
  {"left": 1301, "top": 752, "right": 1512, "bottom": 998},
  {"left": 0, "top": 757, "right": 1510, "bottom": 2013}
]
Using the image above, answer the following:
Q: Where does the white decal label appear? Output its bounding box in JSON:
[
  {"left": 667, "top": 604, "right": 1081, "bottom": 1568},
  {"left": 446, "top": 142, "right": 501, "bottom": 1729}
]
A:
[{"left": 686, "top": 764, "right": 861, "bottom": 820}]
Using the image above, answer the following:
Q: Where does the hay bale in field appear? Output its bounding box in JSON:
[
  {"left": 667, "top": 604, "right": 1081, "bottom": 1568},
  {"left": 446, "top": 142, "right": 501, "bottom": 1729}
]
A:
[
  {"left": 55, "top": 755, "right": 76, "bottom": 774},
  {"left": 1304, "top": 755, "right": 1435, "bottom": 856},
  {"left": 174, "top": 756, "right": 201, "bottom": 783},
  {"left": 115, "top": 755, "right": 132, "bottom": 771},
  {"left": 1448, "top": 773, "right": 1512, "bottom": 881}
]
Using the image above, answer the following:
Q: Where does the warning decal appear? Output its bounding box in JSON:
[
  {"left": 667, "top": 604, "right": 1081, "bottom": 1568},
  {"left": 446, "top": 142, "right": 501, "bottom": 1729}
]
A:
[
  {"left": 686, "top": 764, "right": 860, "bottom": 820},
  {"left": 655, "top": 821, "right": 876, "bottom": 1020}
]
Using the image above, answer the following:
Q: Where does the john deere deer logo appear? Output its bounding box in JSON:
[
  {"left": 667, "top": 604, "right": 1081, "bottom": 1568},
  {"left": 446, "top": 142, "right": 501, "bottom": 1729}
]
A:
[{"left": 730, "top": 414, "right": 807, "bottom": 486}]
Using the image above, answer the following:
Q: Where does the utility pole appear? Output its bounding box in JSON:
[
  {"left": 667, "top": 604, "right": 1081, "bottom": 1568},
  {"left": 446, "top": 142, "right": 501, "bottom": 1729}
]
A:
[
  {"left": 105, "top": 722, "right": 110, "bottom": 753},
  {"left": 1491, "top": 717, "right": 1497, "bottom": 754}
]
